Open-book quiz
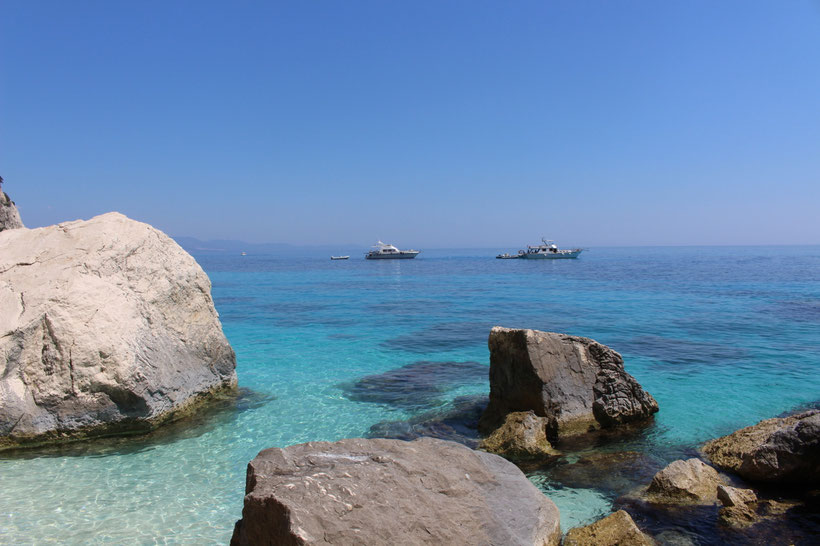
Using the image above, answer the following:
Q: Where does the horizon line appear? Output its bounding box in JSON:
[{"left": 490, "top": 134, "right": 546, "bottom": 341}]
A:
[{"left": 172, "top": 236, "right": 820, "bottom": 250}]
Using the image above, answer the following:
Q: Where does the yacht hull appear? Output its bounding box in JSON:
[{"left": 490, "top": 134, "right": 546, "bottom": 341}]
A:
[
  {"left": 520, "top": 250, "right": 582, "bottom": 259},
  {"left": 365, "top": 252, "right": 419, "bottom": 260}
]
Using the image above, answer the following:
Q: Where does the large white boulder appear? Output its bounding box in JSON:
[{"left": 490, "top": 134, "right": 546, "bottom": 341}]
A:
[{"left": 0, "top": 212, "right": 236, "bottom": 449}]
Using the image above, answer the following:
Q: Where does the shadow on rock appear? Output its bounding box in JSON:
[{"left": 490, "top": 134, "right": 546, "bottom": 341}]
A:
[
  {"left": 340, "top": 360, "right": 487, "bottom": 411},
  {"left": 0, "top": 387, "right": 274, "bottom": 460},
  {"left": 366, "top": 395, "right": 488, "bottom": 448}
]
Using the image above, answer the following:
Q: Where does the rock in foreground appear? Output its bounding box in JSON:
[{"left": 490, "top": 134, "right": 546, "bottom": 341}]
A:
[
  {"left": 564, "top": 510, "right": 654, "bottom": 546},
  {"left": 702, "top": 410, "right": 820, "bottom": 486},
  {"left": 0, "top": 213, "right": 236, "bottom": 449},
  {"left": 481, "top": 328, "right": 658, "bottom": 441},
  {"left": 231, "top": 437, "right": 561, "bottom": 546}
]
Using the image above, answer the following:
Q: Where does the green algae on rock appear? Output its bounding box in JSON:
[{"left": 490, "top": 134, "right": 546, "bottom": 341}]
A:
[
  {"left": 564, "top": 510, "right": 655, "bottom": 546},
  {"left": 479, "top": 410, "right": 559, "bottom": 460}
]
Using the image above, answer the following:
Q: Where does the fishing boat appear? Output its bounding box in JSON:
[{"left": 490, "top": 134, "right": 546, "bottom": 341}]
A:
[
  {"left": 330, "top": 255, "right": 350, "bottom": 260},
  {"left": 519, "top": 238, "right": 583, "bottom": 259},
  {"left": 365, "top": 241, "right": 420, "bottom": 260}
]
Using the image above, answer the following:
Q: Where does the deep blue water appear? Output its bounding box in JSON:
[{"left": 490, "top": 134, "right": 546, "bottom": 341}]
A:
[{"left": 2, "top": 246, "right": 819, "bottom": 543}]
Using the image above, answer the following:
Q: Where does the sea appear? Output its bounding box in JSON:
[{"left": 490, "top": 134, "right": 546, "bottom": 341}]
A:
[{"left": 1, "top": 246, "right": 819, "bottom": 544}]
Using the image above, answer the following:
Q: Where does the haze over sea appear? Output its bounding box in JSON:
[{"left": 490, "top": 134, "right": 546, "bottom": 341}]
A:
[{"left": 1, "top": 245, "right": 818, "bottom": 543}]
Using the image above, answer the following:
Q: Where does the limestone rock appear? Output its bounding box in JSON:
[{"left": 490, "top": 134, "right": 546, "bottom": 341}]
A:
[
  {"left": 0, "top": 212, "right": 237, "bottom": 449},
  {"left": 717, "top": 504, "right": 758, "bottom": 528},
  {"left": 715, "top": 485, "right": 759, "bottom": 528},
  {"left": 231, "top": 437, "right": 562, "bottom": 546},
  {"left": 564, "top": 510, "right": 655, "bottom": 546},
  {"left": 702, "top": 410, "right": 820, "bottom": 486},
  {"left": 480, "top": 327, "right": 658, "bottom": 441},
  {"left": 716, "top": 485, "right": 757, "bottom": 507},
  {"left": 646, "top": 459, "right": 725, "bottom": 505},
  {"left": 716, "top": 492, "right": 803, "bottom": 530},
  {"left": 0, "top": 186, "right": 24, "bottom": 231},
  {"left": 479, "top": 411, "right": 559, "bottom": 460}
]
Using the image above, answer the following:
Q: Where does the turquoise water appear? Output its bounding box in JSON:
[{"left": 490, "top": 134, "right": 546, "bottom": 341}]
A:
[{"left": 2, "top": 246, "right": 819, "bottom": 543}]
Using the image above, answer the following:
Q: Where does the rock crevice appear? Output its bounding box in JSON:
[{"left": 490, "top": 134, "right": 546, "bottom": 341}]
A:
[{"left": 480, "top": 327, "right": 658, "bottom": 447}]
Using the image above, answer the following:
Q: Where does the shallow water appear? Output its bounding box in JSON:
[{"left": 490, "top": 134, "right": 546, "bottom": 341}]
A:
[{"left": 2, "top": 246, "right": 819, "bottom": 543}]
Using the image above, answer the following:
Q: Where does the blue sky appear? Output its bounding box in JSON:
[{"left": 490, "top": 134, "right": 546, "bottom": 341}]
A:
[{"left": 2, "top": 1, "right": 819, "bottom": 247}]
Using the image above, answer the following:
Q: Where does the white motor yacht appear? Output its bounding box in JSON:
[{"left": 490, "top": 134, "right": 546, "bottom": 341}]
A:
[
  {"left": 365, "top": 241, "right": 420, "bottom": 260},
  {"left": 519, "top": 238, "right": 582, "bottom": 259}
]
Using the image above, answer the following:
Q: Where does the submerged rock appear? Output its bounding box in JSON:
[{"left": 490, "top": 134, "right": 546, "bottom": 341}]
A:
[
  {"left": 0, "top": 213, "right": 237, "bottom": 449},
  {"left": 717, "top": 504, "right": 758, "bottom": 529},
  {"left": 645, "top": 459, "right": 726, "bottom": 505},
  {"left": 479, "top": 411, "right": 559, "bottom": 460},
  {"left": 651, "top": 530, "right": 697, "bottom": 546},
  {"left": 480, "top": 327, "right": 658, "bottom": 442},
  {"left": 714, "top": 486, "right": 809, "bottom": 531},
  {"left": 702, "top": 410, "right": 820, "bottom": 486},
  {"left": 366, "top": 394, "right": 486, "bottom": 448},
  {"left": 563, "top": 510, "right": 655, "bottom": 546},
  {"left": 231, "top": 437, "right": 561, "bottom": 546},
  {"left": 548, "top": 451, "right": 660, "bottom": 496},
  {"left": 341, "top": 360, "right": 487, "bottom": 411},
  {"left": 0, "top": 181, "right": 24, "bottom": 231}
]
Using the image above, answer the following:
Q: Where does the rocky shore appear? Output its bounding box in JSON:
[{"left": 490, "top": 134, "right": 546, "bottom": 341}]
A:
[
  {"left": 230, "top": 328, "right": 668, "bottom": 544},
  {"left": 2, "top": 191, "right": 816, "bottom": 545},
  {"left": 234, "top": 326, "right": 816, "bottom": 544},
  {"left": 610, "top": 410, "right": 820, "bottom": 543},
  {"left": 0, "top": 212, "right": 237, "bottom": 449}
]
